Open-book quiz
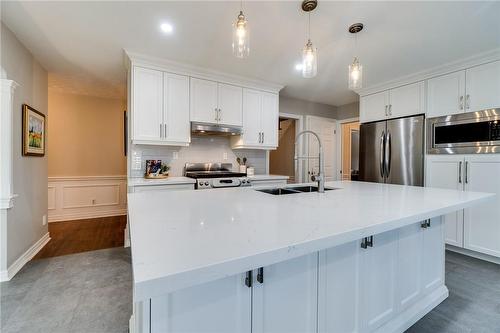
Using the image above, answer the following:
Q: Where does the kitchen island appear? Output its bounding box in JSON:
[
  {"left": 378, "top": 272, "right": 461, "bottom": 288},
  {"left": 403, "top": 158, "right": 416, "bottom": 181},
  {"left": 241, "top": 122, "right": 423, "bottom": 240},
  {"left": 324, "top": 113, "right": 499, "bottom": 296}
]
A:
[{"left": 127, "top": 181, "right": 493, "bottom": 333}]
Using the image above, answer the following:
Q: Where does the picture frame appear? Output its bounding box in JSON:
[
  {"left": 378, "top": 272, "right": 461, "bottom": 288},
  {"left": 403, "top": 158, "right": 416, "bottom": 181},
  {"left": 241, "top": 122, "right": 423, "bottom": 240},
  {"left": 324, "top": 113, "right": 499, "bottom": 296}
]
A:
[{"left": 22, "top": 104, "right": 46, "bottom": 156}]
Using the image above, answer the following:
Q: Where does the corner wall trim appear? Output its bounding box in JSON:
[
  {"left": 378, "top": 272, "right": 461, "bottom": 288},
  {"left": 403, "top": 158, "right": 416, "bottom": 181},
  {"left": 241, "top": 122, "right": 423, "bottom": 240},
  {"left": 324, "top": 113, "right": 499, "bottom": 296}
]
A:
[{"left": 0, "top": 232, "right": 50, "bottom": 282}]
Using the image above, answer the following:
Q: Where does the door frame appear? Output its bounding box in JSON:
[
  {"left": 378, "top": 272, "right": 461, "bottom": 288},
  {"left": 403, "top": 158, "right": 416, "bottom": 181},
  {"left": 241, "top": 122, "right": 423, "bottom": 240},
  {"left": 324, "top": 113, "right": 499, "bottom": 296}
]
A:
[
  {"left": 267, "top": 113, "right": 304, "bottom": 182},
  {"left": 336, "top": 117, "right": 359, "bottom": 181}
]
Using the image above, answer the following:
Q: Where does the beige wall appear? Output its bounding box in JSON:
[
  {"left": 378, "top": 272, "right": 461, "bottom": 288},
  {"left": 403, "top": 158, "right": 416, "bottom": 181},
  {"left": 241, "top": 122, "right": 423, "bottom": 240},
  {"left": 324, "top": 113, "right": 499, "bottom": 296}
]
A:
[
  {"left": 336, "top": 102, "right": 359, "bottom": 120},
  {"left": 48, "top": 91, "right": 126, "bottom": 176},
  {"left": 270, "top": 119, "right": 296, "bottom": 182},
  {"left": 279, "top": 95, "right": 337, "bottom": 119},
  {"left": 1, "top": 23, "right": 48, "bottom": 268}
]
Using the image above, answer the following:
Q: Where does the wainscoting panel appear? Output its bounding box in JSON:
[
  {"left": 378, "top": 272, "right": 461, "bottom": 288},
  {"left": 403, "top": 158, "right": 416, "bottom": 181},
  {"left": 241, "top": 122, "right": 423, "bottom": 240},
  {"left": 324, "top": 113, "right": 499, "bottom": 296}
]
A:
[{"left": 48, "top": 176, "right": 127, "bottom": 222}]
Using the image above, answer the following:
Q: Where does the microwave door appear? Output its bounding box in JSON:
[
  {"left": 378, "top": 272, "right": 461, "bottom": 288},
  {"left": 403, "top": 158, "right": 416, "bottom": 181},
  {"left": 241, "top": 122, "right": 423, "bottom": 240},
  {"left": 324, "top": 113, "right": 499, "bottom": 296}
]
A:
[
  {"left": 359, "top": 120, "right": 386, "bottom": 184},
  {"left": 385, "top": 115, "right": 424, "bottom": 186}
]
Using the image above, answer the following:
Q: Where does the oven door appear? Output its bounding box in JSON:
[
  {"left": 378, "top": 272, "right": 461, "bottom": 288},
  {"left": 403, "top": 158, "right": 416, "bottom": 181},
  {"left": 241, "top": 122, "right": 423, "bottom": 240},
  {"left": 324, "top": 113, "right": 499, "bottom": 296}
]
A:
[
  {"left": 212, "top": 178, "right": 241, "bottom": 188},
  {"left": 427, "top": 111, "right": 500, "bottom": 154}
]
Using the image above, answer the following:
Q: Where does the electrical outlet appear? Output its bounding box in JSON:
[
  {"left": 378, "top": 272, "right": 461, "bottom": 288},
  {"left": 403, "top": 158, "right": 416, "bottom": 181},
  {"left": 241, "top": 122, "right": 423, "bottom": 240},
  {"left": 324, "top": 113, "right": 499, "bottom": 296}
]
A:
[
  {"left": 173, "top": 151, "right": 179, "bottom": 160},
  {"left": 42, "top": 215, "right": 47, "bottom": 226},
  {"left": 223, "top": 152, "right": 228, "bottom": 160}
]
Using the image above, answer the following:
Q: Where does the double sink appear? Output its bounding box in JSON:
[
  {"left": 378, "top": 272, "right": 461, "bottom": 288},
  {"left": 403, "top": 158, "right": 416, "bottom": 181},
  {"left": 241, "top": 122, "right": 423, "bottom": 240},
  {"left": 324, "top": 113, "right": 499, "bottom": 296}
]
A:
[{"left": 257, "top": 185, "right": 337, "bottom": 195}]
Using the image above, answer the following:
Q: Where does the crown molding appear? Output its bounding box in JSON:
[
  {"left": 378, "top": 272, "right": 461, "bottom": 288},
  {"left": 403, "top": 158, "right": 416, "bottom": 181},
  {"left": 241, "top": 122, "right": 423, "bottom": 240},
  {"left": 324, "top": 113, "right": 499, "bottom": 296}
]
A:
[
  {"left": 356, "top": 48, "right": 500, "bottom": 96},
  {"left": 123, "top": 50, "right": 284, "bottom": 94}
]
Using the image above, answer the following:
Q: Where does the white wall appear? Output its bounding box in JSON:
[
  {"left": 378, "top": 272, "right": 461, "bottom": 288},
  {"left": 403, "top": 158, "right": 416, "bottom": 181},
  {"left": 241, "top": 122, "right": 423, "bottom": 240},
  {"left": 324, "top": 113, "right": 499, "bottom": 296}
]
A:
[
  {"left": 1, "top": 23, "right": 48, "bottom": 269},
  {"left": 336, "top": 102, "right": 359, "bottom": 120},
  {"left": 279, "top": 95, "right": 337, "bottom": 119},
  {"left": 129, "top": 136, "right": 267, "bottom": 178}
]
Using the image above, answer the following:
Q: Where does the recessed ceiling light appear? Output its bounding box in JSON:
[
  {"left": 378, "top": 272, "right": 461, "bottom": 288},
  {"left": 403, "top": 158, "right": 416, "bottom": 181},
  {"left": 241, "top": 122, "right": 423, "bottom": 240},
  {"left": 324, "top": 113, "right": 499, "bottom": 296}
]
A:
[
  {"left": 160, "top": 22, "right": 173, "bottom": 34},
  {"left": 295, "top": 63, "right": 303, "bottom": 71}
]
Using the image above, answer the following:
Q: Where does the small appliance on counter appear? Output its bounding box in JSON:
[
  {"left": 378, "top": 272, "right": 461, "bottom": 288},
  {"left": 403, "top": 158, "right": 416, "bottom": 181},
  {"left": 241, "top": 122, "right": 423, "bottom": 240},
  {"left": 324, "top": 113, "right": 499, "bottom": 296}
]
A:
[
  {"left": 184, "top": 162, "right": 250, "bottom": 189},
  {"left": 145, "top": 160, "right": 170, "bottom": 179}
]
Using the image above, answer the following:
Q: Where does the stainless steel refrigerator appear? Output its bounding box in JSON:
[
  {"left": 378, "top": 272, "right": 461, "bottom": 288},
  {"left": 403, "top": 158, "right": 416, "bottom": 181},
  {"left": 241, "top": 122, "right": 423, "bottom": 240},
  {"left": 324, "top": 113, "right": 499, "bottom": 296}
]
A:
[{"left": 359, "top": 115, "right": 424, "bottom": 186}]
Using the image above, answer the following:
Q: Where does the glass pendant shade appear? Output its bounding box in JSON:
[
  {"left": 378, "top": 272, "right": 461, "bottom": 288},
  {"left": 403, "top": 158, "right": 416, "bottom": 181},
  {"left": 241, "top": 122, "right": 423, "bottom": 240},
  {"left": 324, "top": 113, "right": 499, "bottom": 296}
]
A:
[
  {"left": 348, "top": 57, "right": 363, "bottom": 89},
  {"left": 232, "top": 11, "right": 249, "bottom": 58},
  {"left": 302, "top": 39, "right": 317, "bottom": 78}
]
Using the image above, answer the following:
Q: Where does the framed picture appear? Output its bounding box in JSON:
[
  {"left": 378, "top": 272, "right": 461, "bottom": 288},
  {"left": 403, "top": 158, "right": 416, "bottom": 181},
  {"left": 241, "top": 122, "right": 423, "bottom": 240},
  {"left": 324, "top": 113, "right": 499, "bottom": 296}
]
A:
[{"left": 22, "top": 104, "right": 46, "bottom": 156}]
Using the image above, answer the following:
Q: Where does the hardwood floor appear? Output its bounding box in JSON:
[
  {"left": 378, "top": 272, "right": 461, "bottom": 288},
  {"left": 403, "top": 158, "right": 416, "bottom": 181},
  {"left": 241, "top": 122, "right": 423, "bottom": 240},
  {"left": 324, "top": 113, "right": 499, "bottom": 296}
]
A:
[{"left": 34, "top": 215, "right": 127, "bottom": 259}]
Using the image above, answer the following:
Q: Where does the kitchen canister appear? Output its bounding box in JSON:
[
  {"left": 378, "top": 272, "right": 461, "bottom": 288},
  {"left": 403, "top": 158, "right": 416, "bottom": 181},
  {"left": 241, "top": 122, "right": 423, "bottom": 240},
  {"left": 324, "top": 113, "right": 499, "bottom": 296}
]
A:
[
  {"left": 239, "top": 165, "right": 247, "bottom": 173},
  {"left": 246, "top": 167, "right": 255, "bottom": 176}
]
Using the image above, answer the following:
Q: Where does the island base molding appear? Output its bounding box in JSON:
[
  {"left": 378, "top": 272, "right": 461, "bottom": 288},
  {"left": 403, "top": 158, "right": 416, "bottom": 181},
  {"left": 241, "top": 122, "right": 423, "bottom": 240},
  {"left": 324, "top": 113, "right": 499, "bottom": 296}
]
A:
[{"left": 130, "top": 217, "right": 447, "bottom": 333}]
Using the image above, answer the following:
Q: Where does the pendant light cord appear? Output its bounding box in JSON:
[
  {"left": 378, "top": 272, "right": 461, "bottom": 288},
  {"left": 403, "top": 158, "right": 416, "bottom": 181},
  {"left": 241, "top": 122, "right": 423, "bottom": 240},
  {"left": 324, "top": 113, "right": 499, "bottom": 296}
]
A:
[{"left": 308, "top": 12, "right": 311, "bottom": 40}]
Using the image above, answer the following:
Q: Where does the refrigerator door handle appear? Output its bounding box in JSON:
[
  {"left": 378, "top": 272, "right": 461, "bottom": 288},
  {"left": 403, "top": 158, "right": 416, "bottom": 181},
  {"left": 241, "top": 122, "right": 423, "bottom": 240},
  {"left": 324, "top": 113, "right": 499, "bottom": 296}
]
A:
[
  {"left": 385, "top": 131, "right": 391, "bottom": 178},
  {"left": 380, "top": 131, "right": 385, "bottom": 178}
]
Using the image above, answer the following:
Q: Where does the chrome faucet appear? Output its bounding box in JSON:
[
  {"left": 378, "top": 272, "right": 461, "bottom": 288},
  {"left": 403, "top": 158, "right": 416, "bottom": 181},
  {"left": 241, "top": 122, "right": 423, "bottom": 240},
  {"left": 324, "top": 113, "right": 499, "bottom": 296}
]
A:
[{"left": 294, "top": 130, "right": 325, "bottom": 193}]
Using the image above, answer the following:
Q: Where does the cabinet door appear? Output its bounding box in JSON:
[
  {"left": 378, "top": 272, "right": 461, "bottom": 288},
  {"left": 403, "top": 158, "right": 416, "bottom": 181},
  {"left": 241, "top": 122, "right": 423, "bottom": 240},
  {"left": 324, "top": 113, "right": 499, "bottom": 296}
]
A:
[
  {"left": 150, "top": 273, "right": 251, "bottom": 333},
  {"left": 426, "top": 71, "right": 466, "bottom": 117},
  {"left": 360, "top": 91, "right": 389, "bottom": 123},
  {"left": 261, "top": 92, "right": 279, "bottom": 148},
  {"left": 318, "top": 241, "right": 361, "bottom": 333},
  {"left": 360, "top": 230, "right": 398, "bottom": 332},
  {"left": 132, "top": 67, "right": 163, "bottom": 142},
  {"left": 397, "top": 223, "right": 423, "bottom": 312},
  {"left": 422, "top": 217, "right": 445, "bottom": 294},
  {"left": 164, "top": 73, "right": 190, "bottom": 144},
  {"left": 389, "top": 82, "right": 424, "bottom": 119},
  {"left": 238, "top": 88, "right": 262, "bottom": 146},
  {"left": 425, "top": 156, "right": 464, "bottom": 247},
  {"left": 463, "top": 155, "right": 500, "bottom": 257},
  {"left": 252, "top": 253, "right": 318, "bottom": 333},
  {"left": 466, "top": 60, "right": 500, "bottom": 112},
  {"left": 218, "top": 83, "right": 243, "bottom": 126},
  {"left": 190, "top": 78, "right": 218, "bottom": 124}
]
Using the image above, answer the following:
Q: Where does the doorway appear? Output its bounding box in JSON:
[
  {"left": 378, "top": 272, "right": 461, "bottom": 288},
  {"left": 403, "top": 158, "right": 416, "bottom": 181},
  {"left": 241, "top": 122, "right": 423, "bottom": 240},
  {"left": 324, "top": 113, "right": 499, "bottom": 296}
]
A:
[
  {"left": 270, "top": 117, "right": 298, "bottom": 183},
  {"left": 340, "top": 121, "right": 360, "bottom": 180}
]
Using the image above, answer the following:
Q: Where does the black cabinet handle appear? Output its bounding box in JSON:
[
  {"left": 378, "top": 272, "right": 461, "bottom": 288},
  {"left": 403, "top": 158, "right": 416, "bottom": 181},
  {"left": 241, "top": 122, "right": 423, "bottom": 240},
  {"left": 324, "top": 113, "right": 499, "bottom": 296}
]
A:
[
  {"left": 245, "top": 270, "right": 252, "bottom": 288},
  {"left": 366, "top": 236, "right": 373, "bottom": 248},
  {"left": 426, "top": 219, "right": 431, "bottom": 228},
  {"left": 257, "top": 267, "right": 264, "bottom": 284},
  {"left": 361, "top": 236, "right": 374, "bottom": 249},
  {"left": 421, "top": 221, "right": 428, "bottom": 229}
]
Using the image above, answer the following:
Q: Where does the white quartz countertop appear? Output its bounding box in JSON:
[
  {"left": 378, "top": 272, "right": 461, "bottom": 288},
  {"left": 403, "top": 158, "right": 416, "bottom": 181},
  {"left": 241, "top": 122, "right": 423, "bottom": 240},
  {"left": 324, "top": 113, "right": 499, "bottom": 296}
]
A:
[
  {"left": 248, "top": 174, "right": 289, "bottom": 181},
  {"left": 128, "top": 176, "right": 196, "bottom": 187},
  {"left": 128, "top": 181, "right": 493, "bottom": 301}
]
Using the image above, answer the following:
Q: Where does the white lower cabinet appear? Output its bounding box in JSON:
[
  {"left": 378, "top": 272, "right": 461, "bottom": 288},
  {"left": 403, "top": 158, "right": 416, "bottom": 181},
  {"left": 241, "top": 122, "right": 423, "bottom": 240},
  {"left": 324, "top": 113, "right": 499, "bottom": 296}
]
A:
[
  {"left": 145, "top": 221, "right": 446, "bottom": 333},
  {"left": 426, "top": 154, "right": 500, "bottom": 258},
  {"left": 252, "top": 253, "right": 318, "bottom": 333}
]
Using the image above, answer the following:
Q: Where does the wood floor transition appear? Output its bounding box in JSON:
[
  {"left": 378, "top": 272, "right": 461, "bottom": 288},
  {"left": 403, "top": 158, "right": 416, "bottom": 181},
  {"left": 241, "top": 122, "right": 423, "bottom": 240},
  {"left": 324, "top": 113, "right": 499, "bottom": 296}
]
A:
[{"left": 34, "top": 215, "right": 127, "bottom": 259}]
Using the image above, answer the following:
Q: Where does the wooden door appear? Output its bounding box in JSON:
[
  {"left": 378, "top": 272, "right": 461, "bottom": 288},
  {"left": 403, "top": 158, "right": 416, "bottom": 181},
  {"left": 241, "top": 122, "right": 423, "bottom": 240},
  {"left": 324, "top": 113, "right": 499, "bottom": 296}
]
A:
[{"left": 306, "top": 116, "right": 337, "bottom": 181}]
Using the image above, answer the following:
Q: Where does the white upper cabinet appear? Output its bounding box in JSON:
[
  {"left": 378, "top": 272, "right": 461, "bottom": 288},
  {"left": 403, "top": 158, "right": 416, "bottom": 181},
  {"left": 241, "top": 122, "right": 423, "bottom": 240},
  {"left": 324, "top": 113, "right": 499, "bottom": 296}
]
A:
[
  {"left": 131, "top": 67, "right": 190, "bottom": 146},
  {"left": 164, "top": 73, "right": 190, "bottom": 144},
  {"left": 359, "top": 82, "right": 423, "bottom": 123},
  {"left": 465, "top": 60, "right": 500, "bottom": 112},
  {"left": 231, "top": 88, "right": 279, "bottom": 150},
  {"left": 217, "top": 83, "right": 243, "bottom": 126},
  {"left": 260, "top": 92, "right": 278, "bottom": 148},
  {"left": 389, "top": 82, "right": 424, "bottom": 119},
  {"left": 426, "top": 71, "right": 466, "bottom": 117},
  {"left": 190, "top": 78, "right": 243, "bottom": 126},
  {"left": 132, "top": 67, "right": 163, "bottom": 142},
  {"left": 190, "top": 78, "right": 219, "bottom": 124},
  {"left": 360, "top": 91, "right": 388, "bottom": 123}
]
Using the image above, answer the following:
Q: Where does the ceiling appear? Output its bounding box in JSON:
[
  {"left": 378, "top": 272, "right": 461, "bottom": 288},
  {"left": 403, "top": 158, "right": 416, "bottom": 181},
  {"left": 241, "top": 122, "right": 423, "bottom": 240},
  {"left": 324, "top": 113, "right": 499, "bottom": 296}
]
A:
[{"left": 2, "top": 1, "right": 499, "bottom": 105}]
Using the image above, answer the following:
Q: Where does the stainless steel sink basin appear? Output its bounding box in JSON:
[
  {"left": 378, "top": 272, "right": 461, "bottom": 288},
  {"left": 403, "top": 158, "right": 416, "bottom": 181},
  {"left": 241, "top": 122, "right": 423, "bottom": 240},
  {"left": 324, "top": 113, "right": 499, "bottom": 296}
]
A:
[
  {"left": 287, "top": 186, "right": 336, "bottom": 192},
  {"left": 256, "top": 188, "right": 301, "bottom": 195},
  {"left": 256, "top": 186, "right": 338, "bottom": 195}
]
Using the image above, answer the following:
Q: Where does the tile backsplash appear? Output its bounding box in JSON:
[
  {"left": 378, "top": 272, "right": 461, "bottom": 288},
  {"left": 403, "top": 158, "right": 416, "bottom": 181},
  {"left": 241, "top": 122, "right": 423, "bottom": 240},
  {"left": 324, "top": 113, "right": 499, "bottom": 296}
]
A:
[{"left": 130, "top": 136, "right": 267, "bottom": 178}]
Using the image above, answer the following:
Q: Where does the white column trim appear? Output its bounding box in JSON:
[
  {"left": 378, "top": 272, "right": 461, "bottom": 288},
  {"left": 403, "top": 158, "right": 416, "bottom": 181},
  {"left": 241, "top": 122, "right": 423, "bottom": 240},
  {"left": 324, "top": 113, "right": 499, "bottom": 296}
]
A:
[{"left": 0, "top": 79, "right": 19, "bottom": 209}]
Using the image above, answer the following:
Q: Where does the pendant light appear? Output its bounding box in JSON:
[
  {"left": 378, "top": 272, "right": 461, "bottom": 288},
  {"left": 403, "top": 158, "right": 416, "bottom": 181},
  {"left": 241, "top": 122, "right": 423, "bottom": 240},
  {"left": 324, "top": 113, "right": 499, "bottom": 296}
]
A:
[
  {"left": 232, "top": 0, "right": 249, "bottom": 58},
  {"left": 301, "top": 0, "right": 318, "bottom": 78},
  {"left": 348, "top": 23, "right": 364, "bottom": 90}
]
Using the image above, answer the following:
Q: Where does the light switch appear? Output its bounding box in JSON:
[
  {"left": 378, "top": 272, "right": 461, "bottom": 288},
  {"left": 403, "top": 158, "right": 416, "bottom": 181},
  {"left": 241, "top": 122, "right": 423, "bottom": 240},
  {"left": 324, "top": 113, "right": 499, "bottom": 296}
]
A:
[
  {"left": 132, "top": 150, "right": 142, "bottom": 170},
  {"left": 223, "top": 152, "right": 228, "bottom": 160},
  {"left": 173, "top": 151, "right": 179, "bottom": 160}
]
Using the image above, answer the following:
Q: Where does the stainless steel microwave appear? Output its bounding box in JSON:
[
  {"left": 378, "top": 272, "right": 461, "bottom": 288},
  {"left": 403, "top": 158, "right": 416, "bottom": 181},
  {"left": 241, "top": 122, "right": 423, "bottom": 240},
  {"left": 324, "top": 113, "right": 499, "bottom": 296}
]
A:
[{"left": 427, "top": 108, "right": 500, "bottom": 154}]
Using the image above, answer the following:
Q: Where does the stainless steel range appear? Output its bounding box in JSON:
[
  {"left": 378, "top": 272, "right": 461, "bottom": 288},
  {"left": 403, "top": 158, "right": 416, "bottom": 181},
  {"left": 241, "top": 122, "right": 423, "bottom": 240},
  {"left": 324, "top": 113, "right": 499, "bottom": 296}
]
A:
[{"left": 184, "top": 163, "right": 251, "bottom": 189}]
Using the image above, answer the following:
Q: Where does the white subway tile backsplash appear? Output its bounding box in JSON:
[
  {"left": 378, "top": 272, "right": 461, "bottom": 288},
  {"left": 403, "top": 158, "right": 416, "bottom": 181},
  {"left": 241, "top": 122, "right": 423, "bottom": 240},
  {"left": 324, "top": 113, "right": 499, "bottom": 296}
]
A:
[{"left": 129, "top": 136, "right": 267, "bottom": 178}]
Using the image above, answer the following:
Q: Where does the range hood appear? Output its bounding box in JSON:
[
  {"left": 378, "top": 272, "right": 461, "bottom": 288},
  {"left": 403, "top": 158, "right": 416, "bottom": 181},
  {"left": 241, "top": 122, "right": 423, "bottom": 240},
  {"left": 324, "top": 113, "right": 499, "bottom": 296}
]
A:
[{"left": 191, "top": 122, "right": 243, "bottom": 136}]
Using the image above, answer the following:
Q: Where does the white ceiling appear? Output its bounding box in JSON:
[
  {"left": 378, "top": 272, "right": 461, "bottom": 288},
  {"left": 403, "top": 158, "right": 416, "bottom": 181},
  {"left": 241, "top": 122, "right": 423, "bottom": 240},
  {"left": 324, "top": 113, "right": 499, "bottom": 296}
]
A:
[{"left": 2, "top": 1, "right": 499, "bottom": 105}]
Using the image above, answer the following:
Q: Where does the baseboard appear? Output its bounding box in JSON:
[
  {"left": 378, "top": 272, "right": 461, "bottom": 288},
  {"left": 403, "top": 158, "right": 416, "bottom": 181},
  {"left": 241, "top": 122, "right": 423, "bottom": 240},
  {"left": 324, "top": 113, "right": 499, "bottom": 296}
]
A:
[
  {"left": 0, "top": 232, "right": 51, "bottom": 282},
  {"left": 374, "top": 285, "right": 449, "bottom": 333},
  {"left": 48, "top": 209, "right": 127, "bottom": 223},
  {"left": 446, "top": 245, "right": 500, "bottom": 265}
]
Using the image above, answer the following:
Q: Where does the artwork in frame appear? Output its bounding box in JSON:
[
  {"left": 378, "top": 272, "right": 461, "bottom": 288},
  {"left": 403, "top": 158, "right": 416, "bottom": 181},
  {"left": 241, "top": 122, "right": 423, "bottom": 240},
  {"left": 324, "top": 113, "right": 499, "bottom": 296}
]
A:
[{"left": 22, "top": 104, "right": 46, "bottom": 156}]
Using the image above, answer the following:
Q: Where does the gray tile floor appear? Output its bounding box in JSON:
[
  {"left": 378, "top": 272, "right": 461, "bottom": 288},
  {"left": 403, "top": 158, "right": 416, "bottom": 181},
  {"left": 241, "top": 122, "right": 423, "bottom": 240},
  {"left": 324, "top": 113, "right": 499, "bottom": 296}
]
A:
[
  {"left": 1, "top": 248, "right": 499, "bottom": 333},
  {"left": 1, "top": 247, "right": 132, "bottom": 333}
]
